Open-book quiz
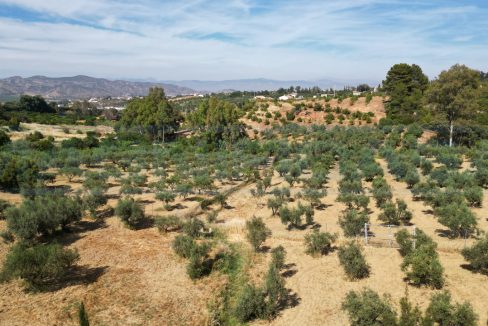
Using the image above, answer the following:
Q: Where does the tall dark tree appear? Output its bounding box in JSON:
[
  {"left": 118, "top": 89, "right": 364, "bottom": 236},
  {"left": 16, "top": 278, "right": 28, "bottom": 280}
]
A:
[
  {"left": 120, "top": 87, "right": 181, "bottom": 142},
  {"left": 427, "top": 64, "right": 481, "bottom": 147},
  {"left": 382, "top": 63, "right": 429, "bottom": 123},
  {"left": 187, "top": 97, "right": 246, "bottom": 146},
  {"left": 18, "top": 95, "right": 56, "bottom": 113}
]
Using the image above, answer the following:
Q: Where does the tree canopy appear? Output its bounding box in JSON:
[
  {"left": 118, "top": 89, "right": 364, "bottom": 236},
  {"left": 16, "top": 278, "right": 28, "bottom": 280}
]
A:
[
  {"left": 187, "top": 96, "right": 246, "bottom": 146},
  {"left": 382, "top": 63, "right": 429, "bottom": 124},
  {"left": 119, "top": 87, "right": 181, "bottom": 142},
  {"left": 427, "top": 64, "right": 481, "bottom": 146}
]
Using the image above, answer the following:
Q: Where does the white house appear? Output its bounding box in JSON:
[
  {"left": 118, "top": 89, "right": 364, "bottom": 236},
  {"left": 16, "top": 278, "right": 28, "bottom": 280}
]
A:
[
  {"left": 352, "top": 91, "right": 362, "bottom": 96},
  {"left": 278, "top": 95, "right": 290, "bottom": 101}
]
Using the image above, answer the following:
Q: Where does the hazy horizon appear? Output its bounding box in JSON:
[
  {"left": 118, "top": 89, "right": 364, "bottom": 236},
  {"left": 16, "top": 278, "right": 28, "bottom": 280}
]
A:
[{"left": 0, "top": 0, "right": 487, "bottom": 82}]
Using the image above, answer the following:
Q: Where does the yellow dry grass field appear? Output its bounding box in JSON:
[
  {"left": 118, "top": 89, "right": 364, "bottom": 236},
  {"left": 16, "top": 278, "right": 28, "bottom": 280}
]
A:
[
  {"left": 1, "top": 148, "right": 487, "bottom": 325},
  {"left": 7, "top": 123, "right": 114, "bottom": 142}
]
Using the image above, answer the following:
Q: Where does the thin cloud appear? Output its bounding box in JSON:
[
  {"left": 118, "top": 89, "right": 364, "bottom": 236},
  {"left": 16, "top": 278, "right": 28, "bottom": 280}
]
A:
[{"left": 0, "top": 0, "right": 486, "bottom": 82}]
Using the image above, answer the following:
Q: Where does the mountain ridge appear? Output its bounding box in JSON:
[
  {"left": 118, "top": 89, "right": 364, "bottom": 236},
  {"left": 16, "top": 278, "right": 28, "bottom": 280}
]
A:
[{"left": 0, "top": 75, "right": 196, "bottom": 100}]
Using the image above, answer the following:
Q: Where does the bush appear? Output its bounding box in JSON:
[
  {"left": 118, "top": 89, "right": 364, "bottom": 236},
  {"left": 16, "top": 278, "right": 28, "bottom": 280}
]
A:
[
  {"left": 245, "top": 216, "right": 270, "bottom": 251},
  {"left": 341, "top": 288, "right": 397, "bottom": 326},
  {"left": 395, "top": 228, "right": 435, "bottom": 257},
  {"left": 270, "top": 245, "right": 286, "bottom": 270},
  {"left": 401, "top": 244, "right": 444, "bottom": 288},
  {"left": 404, "top": 169, "right": 420, "bottom": 188},
  {"left": 371, "top": 177, "right": 393, "bottom": 207},
  {"left": 461, "top": 234, "right": 488, "bottom": 273},
  {"left": 83, "top": 187, "right": 107, "bottom": 219},
  {"left": 420, "top": 159, "right": 433, "bottom": 175},
  {"left": 0, "top": 199, "right": 11, "bottom": 220},
  {"left": 378, "top": 199, "right": 412, "bottom": 225},
  {"left": 234, "top": 284, "right": 266, "bottom": 322},
  {"left": 304, "top": 229, "right": 337, "bottom": 256},
  {"left": 434, "top": 203, "right": 477, "bottom": 238},
  {"left": 186, "top": 242, "right": 212, "bottom": 279},
  {"left": 155, "top": 215, "right": 182, "bottom": 233},
  {"left": 0, "top": 243, "right": 79, "bottom": 290},
  {"left": 425, "top": 291, "right": 478, "bottom": 326},
  {"left": 263, "top": 263, "right": 287, "bottom": 318},
  {"left": 172, "top": 235, "right": 195, "bottom": 258},
  {"left": 115, "top": 197, "right": 144, "bottom": 228},
  {"left": 338, "top": 242, "right": 370, "bottom": 279},
  {"left": 339, "top": 208, "right": 369, "bottom": 237},
  {"left": 183, "top": 218, "right": 205, "bottom": 238},
  {"left": 0, "top": 130, "right": 10, "bottom": 147},
  {"left": 6, "top": 193, "right": 82, "bottom": 241},
  {"left": 463, "top": 186, "right": 483, "bottom": 207}
]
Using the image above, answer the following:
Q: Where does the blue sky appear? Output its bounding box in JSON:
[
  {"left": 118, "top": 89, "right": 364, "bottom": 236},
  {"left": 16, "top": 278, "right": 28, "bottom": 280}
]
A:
[{"left": 0, "top": 0, "right": 486, "bottom": 83}]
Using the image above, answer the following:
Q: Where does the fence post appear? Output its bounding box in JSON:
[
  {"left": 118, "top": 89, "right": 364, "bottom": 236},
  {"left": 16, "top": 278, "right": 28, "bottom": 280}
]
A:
[
  {"left": 412, "top": 225, "right": 416, "bottom": 250},
  {"left": 388, "top": 224, "right": 392, "bottom": 247},
  {"left": 364, "top": 223, "right": 368, "bottom": 245}
]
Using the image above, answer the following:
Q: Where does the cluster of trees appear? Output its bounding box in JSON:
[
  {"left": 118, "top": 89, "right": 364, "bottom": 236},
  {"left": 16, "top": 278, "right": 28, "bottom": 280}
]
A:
[
  {"left": 383, "top": 63, "right": 487, "bottom": 147},
  {"left": 342, "top": 288, "right": 478, "bottom": 326},
  {"left": 395, "top": 229, "right": 444, "bottom": 288}
]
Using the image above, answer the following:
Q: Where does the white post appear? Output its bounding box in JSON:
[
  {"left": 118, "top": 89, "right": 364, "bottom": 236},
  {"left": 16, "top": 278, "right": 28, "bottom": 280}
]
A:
[
  {"left": 364, "top": 223, "right": 368, "bottom": 245},
  {"left": 412, "top": 225, "right": 416, "bottom": 250},
  {"left": 388, "top": 225, "right": 392, "bottom": 247}
]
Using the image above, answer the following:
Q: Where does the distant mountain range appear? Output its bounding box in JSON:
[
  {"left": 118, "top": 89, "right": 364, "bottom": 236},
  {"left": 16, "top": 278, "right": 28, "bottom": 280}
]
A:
[
  {"left": 0, "top": 75, "right": 196, "bottom": 100},
  {"left": 164, "top": 78, "right": 377, "bottom": 92},
  {"left": 0, "top": 75, "right": 379, "bottom": 100}
]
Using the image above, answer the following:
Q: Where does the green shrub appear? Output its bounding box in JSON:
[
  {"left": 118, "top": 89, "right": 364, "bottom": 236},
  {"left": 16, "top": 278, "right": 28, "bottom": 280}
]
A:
[
  {"left": 420, "top": 159, "right": 433, "bottom": 175},
  {"left": 304, "top": 229, "right": 337, "bottom": 256},
  {"left": 339, "top": 208, "right": 369, "bottom": 237},
  {"left": 78, "top": 302, "right": 90, "bottom": 326},
  {"left": 461, "top": 234, "right": 488, "bottom": 273},
  {"left": 341, "top": 288, "right": 397, "bottom": 326},
  {"left": 404, "top": 169, "right": 420, "bottom": 188},
  {"left": 186, "top": 242, "right": 212, "bottom": 279},
  {"left": 83, "top": 188, "right": 107, "bottom": 219},
  {"left": 172, "top": 235, "right": 196, "bottom": 258},
  {"left": 0, "top": 199, "right": 11, "bottom": 220},
  {"left": 183, "top": 218, "right": 205, "bottom": 238},
  {"left": 6, "top": 193, "right": 82, "bottom": 241},
  {"left": 401, "top": 244, "right": 444, "bottom": 289},
  {"left": 0, "top": 130, "right": 10, "bottom": 147},
  {"left": 263, "top": 263, "right": 287, "bottom": 318},
  {"left": 338, "top": 242, "right": 370, "bottom": 279},
  {"left": 270, "top": 245, "right": 286, "bottom": 270},
  {"left": 425, "top": 291, "right": 478, "bottom": 326},
  {"left": 154, "top": 215, "right": 182, "bottom": 233},
  {"left": 245, "top": 216, "right": 270, "bottom": 251},
  {"left": 378, "top": 199, "right": 412, "bottom": 226},
  {"left": 395, "top": 228, "right": 435, "bottom": 257},
  {"left": 234, "top": 284, "right": 266, "bottom": 322},
  {"left": 463, "top": 186, "right": 483, "bottom": 207},
  {"left": 115, "top": 197, "right": 144, "bottom": 228},
  {"left": 372, "top": 177, "right": 393, "bottom": 207},
  {"left": 434, "top": 203, "right": 477, "bottom": 238},
  {"left": 0, "top": 243, "right": 79, "bottom": 290}
]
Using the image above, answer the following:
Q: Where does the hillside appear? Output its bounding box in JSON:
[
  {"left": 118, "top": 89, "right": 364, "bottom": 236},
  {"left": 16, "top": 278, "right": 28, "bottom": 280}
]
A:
[{"left": 0, "top": 75, "right": 196, "bottom": 100}]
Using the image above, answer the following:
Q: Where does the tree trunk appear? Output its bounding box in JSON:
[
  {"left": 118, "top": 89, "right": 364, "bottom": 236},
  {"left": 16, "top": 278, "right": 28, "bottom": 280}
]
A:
[{"left": 449, "top": 120, "right": 454, "bottom": 147}]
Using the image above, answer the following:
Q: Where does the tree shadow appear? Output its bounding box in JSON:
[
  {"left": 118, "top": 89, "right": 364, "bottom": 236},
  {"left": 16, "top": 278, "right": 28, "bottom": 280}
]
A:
[
  {"left": 135, "top": 217, "right": 155, "bottom": 230},
  {"left": 283, "top": 289, "right": 301, "bottom": 309},
  {"left": 281, "top": 269, "right": 297, "bottom": 278},
  {"left": 173, "top": 203, "right": 188, "bottom": 210},
  {"left": 460, "top": 264, "right": 488, "bottom": 276},
  {"left": 52, "top": 219, "right": 108, "bottom": 246},
  {"left": 32, "top": 265, "right": 108, "bottom": 293},
  {"left": 422, "top": 209, "right": 434, "bottom": 215}
]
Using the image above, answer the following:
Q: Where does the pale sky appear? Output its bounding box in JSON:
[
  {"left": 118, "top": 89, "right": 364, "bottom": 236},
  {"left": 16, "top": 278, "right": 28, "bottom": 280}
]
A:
[{"left": 0, "top": 0, "right": 487, "bottom": 83}]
